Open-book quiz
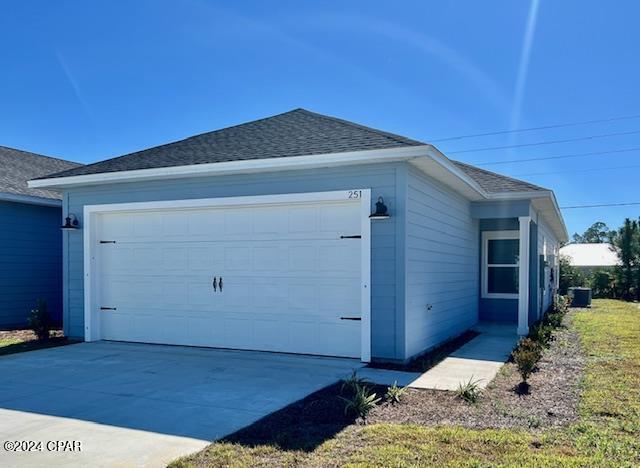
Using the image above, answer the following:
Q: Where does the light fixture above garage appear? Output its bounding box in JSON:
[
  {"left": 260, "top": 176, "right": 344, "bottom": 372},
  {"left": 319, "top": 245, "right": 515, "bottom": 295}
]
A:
[
  {"left": 369, "top": 196, "right": 389, "bottom": 220},
  {"left": 61, "top": 214, "right": 79, "bottom": 230}
]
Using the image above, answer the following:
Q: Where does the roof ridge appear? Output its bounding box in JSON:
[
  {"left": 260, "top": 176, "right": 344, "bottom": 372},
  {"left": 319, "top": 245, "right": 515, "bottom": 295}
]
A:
[
  {"left": 295, "top": 108, "right": 424, "bottom": 146},
  {"left": 451, "top": 159, "right": 549, "bottom": 192},
  {"left": 0, "top": 144, "right": 81, "bottom": 166}
]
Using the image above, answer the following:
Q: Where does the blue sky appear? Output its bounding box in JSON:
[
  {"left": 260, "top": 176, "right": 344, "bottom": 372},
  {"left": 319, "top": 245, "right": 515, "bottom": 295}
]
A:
[{"left": 1, "top": 1, "right": 639, "bottom": 237}]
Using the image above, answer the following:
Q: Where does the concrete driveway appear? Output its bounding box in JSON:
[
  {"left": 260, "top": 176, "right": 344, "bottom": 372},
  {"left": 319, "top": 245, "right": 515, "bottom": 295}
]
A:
[{"left": 0, "top": 341, "right": 364, "bottom": 467}]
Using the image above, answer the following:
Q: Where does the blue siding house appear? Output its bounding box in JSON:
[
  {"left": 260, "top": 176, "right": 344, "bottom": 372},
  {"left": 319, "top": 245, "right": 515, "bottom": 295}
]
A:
[
  {"left": 0, "top": 146, "right": 81, "bottom": 328},
  {"left": 29, "top": 109, "right": 568, "bottom": 362}
]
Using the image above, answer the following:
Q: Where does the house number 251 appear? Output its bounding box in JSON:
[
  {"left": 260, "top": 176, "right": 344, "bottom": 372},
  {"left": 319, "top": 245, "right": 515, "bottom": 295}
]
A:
[{"left": 348, "top": 190, "right": 362, "bottom": 199}]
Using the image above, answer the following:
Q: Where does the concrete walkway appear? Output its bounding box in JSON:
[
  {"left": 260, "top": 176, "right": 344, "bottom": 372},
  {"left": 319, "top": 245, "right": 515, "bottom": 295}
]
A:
[{"left": 361, "top": 322, "right": 519, "bottom": 391}]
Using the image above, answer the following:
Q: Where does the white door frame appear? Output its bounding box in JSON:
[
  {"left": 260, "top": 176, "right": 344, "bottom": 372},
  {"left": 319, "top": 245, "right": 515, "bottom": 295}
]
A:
[{"left": 83, "top": 189, "right": 372, "bottom": 362}]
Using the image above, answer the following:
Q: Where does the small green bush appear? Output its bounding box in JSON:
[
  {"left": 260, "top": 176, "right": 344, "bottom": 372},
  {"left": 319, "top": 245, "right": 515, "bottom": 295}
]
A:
[
  {"left": 340, "top": 383, "right": 381, "bottom": 420},
  {"left": 518, "top": 337, "right": 543, "bottom": 361},
  {"left": 543, "top": 311, "right": 564, "bottom": 328},
  {"left": 385, "top": 381, "right": 406, "bottom": 405},
  {"left": 455, "top": 377, "right": 482, "bottom": 403},
  {"left": 512, "top": 345, "right": 538, "bottom": 383},
  {"left": 27, "top": 299, "right": 51, "bottom": 341},
  {"left": 529, "top": 322, "right": 553, "bottom": 347}
]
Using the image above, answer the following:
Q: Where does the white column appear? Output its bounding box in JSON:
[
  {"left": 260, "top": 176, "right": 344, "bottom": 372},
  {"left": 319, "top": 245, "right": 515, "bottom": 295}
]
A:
[{"left": 518, "top": 216, "right": 531, "bottom": 336}]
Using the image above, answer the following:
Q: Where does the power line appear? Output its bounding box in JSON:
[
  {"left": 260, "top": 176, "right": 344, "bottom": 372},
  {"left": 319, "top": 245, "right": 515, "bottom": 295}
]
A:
[
  {"left": 430, "top": 113, "right": 640, "bottom": 142},
  {"left": 510, "top": 163, "right": 640, "bottom": 177},
  {"left": 476, "top": 146, "right": 640, "bottom": 166},
  {"left": 446, "top": 129, "right": 640, "bottom": 154},
  {"left": 560, "top": 202, "right": 640, "bottom": 209}
]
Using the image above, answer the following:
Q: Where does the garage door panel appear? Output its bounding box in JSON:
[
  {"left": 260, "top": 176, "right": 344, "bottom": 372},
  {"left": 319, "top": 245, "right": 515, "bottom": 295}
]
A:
[
  {"left": 98, "top": 199, "right": 362, "bottom": 358},
  {"left": 288, "top": 206, "right": 318, "bottom": 233},
  {"left": 320, "top": 204, "right": 360, "bottom": 233}
]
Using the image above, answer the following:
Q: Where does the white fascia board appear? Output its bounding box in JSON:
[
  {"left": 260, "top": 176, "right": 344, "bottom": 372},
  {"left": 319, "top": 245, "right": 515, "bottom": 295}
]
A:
[
  {"left": 28, "top": 146, "right": 431, "bottom": 189},
  {"left": 0, "top": 192, "right": 62, "bottom": 207}
]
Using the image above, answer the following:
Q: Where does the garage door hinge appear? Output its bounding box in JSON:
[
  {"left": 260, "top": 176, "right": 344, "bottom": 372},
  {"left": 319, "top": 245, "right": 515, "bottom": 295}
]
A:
[
  {"left": 99, "top": 240, "right": 116, "bottom": 244},
  {"left": 339, "top": 235, "right": 361, "bottom": 239}
]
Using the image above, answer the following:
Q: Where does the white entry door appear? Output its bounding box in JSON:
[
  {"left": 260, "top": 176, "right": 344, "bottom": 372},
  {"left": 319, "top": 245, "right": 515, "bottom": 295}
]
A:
[{"left": 96, "top": 198, "right": 363, "bottom": 358}]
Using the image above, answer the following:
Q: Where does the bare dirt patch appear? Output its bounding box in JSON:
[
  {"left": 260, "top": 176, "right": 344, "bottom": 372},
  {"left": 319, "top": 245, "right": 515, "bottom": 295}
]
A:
[{"left": 367, "top": 313, "right": 585, "bottom": 430}]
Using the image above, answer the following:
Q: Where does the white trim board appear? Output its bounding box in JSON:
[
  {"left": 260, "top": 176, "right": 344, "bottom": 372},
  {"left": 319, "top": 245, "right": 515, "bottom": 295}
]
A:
[
  {"left": 481, "top": 230, "right": 520, "bottom": 300},
  {"left": 83, "top": 189, "right": 373, "bottom": 362}
]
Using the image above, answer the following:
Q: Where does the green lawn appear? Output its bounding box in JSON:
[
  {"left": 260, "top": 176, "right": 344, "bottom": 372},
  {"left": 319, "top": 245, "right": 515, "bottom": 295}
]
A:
[{"left": 172, "top": 300, "right": 640, "bottom": 467}]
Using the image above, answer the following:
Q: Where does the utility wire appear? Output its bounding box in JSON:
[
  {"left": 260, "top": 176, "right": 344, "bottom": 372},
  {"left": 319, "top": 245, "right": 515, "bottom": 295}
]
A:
[
  {"left": 430, "top": 113, "right": 640, "bottom": 142},
  {"left": 446, "top": 129, "right": 640, "bottom": 154},
  {"left": 476, "top": 146, "right": 640, "bottom": 166},
  {"left": 510, "top": 163, "right": 640, "bottom": 177},
  {"left": 560, "top": 202, "right": 640, "bottom": 209}
]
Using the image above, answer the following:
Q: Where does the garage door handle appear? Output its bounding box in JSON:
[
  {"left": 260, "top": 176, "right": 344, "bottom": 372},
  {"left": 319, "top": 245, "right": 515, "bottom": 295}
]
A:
[
  {"left": 340, "top": 316, "right": 361, "bottom": 321},
  {"left": 219, "top": 277, "right": 223, "bottom": 292},
  {"left": 212, "top": 277, "right": 217, "bottom": 291}
]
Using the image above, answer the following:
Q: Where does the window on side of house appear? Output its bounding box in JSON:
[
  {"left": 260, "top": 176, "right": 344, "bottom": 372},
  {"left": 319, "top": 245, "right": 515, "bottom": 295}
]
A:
[{"left": 482, "top": 231, "right": 519, "bottom": 299}]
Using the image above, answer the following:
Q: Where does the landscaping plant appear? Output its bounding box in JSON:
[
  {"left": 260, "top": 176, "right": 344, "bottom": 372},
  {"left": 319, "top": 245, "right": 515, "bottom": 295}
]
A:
[
  {"left": 455, "top": 377, "right": 482, "bottom": 403},
  {"left": 385, "top": 381, "right": 406, "bottom": 405},
  {"left": 512, "top": 342, "right": 538, "bottom": 385},
  {"left": 341, "top": 370, "right": 370, "bottom": 394},
  {"left": 340, "top": 383, "right": 381, "bottom": 420},
  {"left": 27, "top": 299, "right": 51, "bottom": 341}
]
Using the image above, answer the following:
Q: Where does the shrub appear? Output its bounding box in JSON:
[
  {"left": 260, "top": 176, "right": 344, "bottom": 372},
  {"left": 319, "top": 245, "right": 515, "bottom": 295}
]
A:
[
  {"left": 529, "top": 322, "right": 553, "bottom": 347},
  {"left": 553, "top": 295, "right": 570, "bottom": 315},
  {"left": 513, "top": 346, "right": 538, "bottom": 383},
  {"left": 27, "top": 299, "right": 51, "bottom": 341},
  {"left": 341, "top": 370, "right": 370, "bottom": 394},
  {"left": 340, "top": 384, "right": 381, "bottom": 420},
  {"left": 518, "top": 337, "right": 543, "bottom": 361},
  {"left": 543, "top": 311, "right": 564, "bottom": 329},
  {"left": 456, "top": 377, "right": 482, "bottom": 403},
  {"left": 385, "top": 381, "right": 406, "bottom": 405}
]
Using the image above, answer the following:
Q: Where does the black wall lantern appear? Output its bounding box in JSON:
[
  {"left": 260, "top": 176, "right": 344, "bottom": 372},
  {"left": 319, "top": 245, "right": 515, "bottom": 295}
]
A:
[
  {"left": 61, "top": 214, "right": 79, "bottom": 230},
  {"left": 369, "top": 196, "right": 390, "bottom": 220}
]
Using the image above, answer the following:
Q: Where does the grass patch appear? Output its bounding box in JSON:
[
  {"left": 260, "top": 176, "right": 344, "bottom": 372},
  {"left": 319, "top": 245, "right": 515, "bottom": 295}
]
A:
[
  {"left": 0, "top": 329, "right": 70, "bottom": 357},
  {"left": 171, "top": 299, "right": 640, "bottom": 467}
]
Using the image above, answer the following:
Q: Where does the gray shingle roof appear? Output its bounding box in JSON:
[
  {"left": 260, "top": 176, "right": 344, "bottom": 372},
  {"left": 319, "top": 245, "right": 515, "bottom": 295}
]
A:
[
  {"left": 0, "top": 146, "right": 81, "bottom": 200},
  {"left": 452, "top": 160, "right": 547, "bottom": 193},
  {"left": 40, "top": 109, "right": 424, "bottom": 180},
  {"left": 35, "top": 108, "right": 547, "bottom": 196}
]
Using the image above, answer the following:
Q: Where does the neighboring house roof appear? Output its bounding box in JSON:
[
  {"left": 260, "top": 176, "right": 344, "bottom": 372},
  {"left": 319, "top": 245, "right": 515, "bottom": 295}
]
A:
[
  {"left": 0, "top": 145, "right": 81, "bottom": 202},
  {"left": 37, "top": 109, "right": 424, "bottom": 180},
  {"left": 452, "top": 160, "right": 547, "bottom": 193},
  {"left": 560, "top": 243, "right": 620, "bottom": 267}
]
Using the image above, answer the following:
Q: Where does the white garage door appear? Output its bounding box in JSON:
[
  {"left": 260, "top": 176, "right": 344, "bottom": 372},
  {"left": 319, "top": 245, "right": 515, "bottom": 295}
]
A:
[{"left": 96, "top": 198, "right": 363, "bottom": 358}]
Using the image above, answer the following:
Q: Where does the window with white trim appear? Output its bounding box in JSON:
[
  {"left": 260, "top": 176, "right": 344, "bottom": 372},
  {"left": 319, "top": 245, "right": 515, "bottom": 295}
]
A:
[{"left": 482, "top": 231, "right": 519, "bottom": 299}]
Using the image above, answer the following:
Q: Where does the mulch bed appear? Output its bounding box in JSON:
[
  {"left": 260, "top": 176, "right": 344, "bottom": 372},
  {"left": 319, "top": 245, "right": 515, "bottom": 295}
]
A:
[
  {"left": 367, "top": 312, "right": 585, "bottom": 430},
  {"left": 209, "top": 312, "right": 584, "bottom": 454},
  {"left": 220, "top": 381, "right": 388, "bottom": 452}
]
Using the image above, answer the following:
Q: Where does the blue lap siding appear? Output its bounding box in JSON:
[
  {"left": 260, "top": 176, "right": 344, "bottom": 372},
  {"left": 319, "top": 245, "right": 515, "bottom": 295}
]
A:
[{"left": 0, "top": 201, "right": 63, "bottom": 327}]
